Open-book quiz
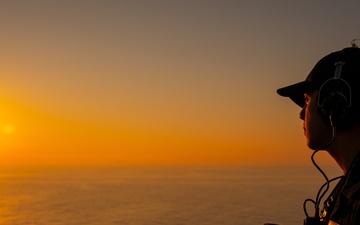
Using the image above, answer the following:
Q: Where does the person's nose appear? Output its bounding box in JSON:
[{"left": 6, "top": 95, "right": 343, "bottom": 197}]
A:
[{"left": 299, "top": 106, "right": 305, "bottom": 120}]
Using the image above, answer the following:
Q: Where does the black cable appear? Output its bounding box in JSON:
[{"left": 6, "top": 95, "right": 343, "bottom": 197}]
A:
[
  {"left": 303, "top": 125, "right": 336, "bottom": 219},
  {"left": 303, "top": 198, "right": 316, "bottom": 217},
  {"left": 303, "top": 174, "right": 343, "bottom": 218},
  {"left": 311, "top": 149, "right": 330, "bottom": 210},
  {"left": 315, "top": 175, "right": 343, "bottom": 206}
]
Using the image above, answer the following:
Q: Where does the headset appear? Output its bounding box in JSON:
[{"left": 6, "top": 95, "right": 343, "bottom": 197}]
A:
[{"left": 317, "top": 51, "right": 352, "bottom": 127}]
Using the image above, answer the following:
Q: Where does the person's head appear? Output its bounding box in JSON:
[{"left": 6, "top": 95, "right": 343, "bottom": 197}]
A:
[{"left": 277, "top": 46, "right": 360, "bottom": 150}]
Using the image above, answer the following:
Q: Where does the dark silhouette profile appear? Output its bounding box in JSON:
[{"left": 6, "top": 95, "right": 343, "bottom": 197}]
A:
[{"left": 277, "top": 42, "right": 360, "bottom": 225}]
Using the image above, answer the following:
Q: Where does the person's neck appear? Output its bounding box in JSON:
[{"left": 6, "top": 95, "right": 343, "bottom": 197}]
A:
[{"left": 327, "top": 127, "right": 360, "bottom": 174}]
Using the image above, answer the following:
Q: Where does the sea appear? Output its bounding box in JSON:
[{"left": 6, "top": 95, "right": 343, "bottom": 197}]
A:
[{"left": 0, "top": 165, "right": 342, "bottom": 225}]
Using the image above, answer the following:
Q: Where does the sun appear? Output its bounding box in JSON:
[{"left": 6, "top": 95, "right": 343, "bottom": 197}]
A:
[{"left": 3, "top": 124, "right": 15, "bottom": 134}]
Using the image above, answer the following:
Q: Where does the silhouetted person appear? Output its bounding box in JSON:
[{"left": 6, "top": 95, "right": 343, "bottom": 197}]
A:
[{"left": 277, "top": 44, "right": 360, "bottom": 224}]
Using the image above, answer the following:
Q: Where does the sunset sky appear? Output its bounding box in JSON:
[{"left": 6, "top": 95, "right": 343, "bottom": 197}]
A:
[{"left": 1, "top": 0, "right": 359, "bottom": 166}]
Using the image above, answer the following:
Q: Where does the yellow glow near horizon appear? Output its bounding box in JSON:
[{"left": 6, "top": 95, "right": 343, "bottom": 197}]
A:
[
  {"left": 3, "top": 124, "right": 15, "bottom": 134},
  {"left": 0, "top": 91, "right": 331, "bottom": 167}
]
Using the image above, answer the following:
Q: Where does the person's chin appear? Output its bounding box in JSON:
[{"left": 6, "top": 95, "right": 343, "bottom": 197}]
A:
[{"left": 306, "top": 140, "right": 321, "bottom": 150}]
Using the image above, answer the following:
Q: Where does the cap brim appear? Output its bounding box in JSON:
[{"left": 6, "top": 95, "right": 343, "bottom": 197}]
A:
[{"left": 277, "top": 81, "right": 315, "bottom": 107}]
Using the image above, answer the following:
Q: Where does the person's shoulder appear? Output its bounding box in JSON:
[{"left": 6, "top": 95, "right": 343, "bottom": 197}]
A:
[{"left": 352, "top": 196, "right": 360, "bottom": 224}]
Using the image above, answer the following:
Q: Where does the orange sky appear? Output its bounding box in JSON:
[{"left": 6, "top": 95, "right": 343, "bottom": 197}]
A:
[{"left": 0, "top": 1, "right": 358, "bottom": 166}]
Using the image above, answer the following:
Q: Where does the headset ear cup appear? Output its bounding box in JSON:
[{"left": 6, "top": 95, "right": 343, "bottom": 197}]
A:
[
  {"left": 318, "top": 78, "right": 351, "bottom": 125},
  {"left": 320, "top": 92, "right": 349, "bottom": 124}
]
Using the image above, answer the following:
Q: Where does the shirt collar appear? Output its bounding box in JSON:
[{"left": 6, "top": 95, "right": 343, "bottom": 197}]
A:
[{"left": 341, "top": 152, "right": 360, "bottom": 198}]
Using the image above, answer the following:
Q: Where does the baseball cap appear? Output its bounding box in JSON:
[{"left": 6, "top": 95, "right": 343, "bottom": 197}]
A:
[{"left": 277, "top": 47, "right": 360, "bottom": 107}]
